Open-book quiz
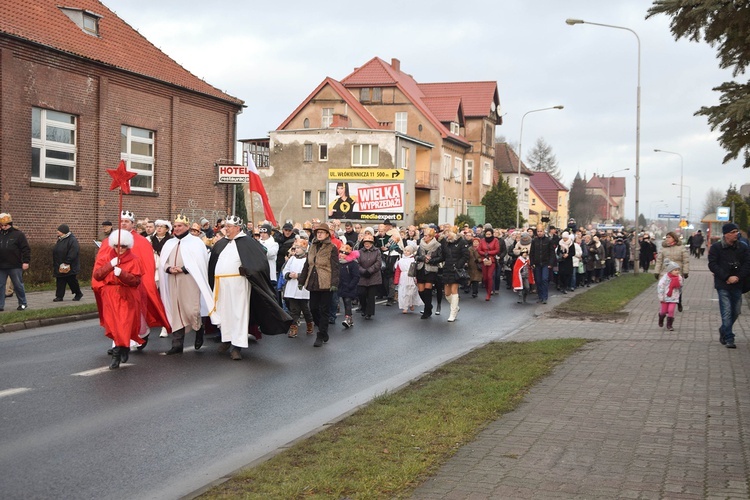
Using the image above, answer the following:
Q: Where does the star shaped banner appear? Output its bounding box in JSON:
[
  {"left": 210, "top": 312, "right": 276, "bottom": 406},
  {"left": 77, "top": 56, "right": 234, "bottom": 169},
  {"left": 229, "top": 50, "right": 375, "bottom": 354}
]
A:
[{"left": 107, "top": 160, "right": 137, "bottom": 194}]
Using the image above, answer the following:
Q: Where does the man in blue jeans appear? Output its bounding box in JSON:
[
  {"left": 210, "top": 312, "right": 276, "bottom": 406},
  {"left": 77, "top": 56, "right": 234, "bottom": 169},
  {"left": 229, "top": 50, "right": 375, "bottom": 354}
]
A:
[
  {"left": 530, "top": 224, "right": 555, "bottom": 304},
  {"left": 708, "top": 223, "right": 750, "bottom": 349},
  {"left": 0, "top": 213, "right": 30, "bottom": 312}
]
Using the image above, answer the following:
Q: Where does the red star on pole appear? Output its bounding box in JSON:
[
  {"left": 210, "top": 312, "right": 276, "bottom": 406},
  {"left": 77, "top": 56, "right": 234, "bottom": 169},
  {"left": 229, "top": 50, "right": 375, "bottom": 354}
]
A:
[{"left": 107, "top": 159, "right": 137, "bottom": 194}]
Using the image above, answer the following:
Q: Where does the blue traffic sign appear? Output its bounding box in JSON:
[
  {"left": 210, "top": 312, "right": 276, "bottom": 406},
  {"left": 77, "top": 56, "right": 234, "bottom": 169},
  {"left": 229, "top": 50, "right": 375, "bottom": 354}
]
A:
[{"left": 657, "top": 213, "right": 681, "bottom": 219}]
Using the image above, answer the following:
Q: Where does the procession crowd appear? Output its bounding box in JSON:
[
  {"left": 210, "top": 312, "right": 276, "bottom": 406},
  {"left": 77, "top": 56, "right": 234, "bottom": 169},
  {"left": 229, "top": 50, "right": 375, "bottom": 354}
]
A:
[{"left": 1, "top": 210, "right": 748, "bottom": 366}]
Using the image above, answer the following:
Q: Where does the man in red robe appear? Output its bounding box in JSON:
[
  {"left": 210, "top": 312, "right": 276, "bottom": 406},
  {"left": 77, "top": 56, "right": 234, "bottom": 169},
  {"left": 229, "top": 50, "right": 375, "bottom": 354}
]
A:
[{"left": 93, "top": 210, "right": 170, "bottom": 349}]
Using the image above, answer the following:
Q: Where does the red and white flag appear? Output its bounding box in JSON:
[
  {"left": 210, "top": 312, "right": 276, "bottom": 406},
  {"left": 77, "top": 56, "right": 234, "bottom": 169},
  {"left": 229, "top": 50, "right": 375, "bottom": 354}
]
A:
[{"left": 247, "top": 155, "right": 277, "bottom": 226}]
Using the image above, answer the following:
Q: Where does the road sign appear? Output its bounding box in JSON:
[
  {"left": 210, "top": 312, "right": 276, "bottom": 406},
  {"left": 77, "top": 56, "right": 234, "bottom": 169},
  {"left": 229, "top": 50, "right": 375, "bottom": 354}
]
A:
[
  {"left": 679, "top": 220, "right": 687, "bottom": 228},
  {"left": 657, "top": 213, "right": 680, "bottom": 219},
  {"left": 717, "top": 207, "right": 730, "bottom": 221},
  {"left": 328, "top": 168, "right": 405, "bottom": 180}
]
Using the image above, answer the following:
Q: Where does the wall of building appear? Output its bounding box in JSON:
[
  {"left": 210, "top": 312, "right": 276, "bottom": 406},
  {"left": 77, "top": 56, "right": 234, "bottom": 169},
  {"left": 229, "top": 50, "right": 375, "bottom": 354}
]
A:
[{"left": 0, "top": 39, "right": 240, "bottom": 242}]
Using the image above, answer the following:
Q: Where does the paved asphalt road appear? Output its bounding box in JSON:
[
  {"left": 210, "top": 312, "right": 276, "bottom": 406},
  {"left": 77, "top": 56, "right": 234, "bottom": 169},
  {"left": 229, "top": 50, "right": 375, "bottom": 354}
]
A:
[{"left": 0, "top": 291, "right": 538, "bottom": 500}]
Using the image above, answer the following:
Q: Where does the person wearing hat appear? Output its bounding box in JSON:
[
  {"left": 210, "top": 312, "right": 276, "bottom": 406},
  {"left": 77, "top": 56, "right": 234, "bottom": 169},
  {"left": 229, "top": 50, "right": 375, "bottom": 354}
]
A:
[
  {"left": 638, "top": 233, "right": 657, "bottom": 273},
  {"left": 654, "top": 231, "right": 690, "bottom": 312},
  {"left": 355, "top": 230, "right": 382, "bottom": 321},
  {"left": 200, "top": 218, "right": 214, "bottom": 239},
  {"left": 708, "top": 223, "right": 750, "bottom": 349},
  {"left": 376, "top": 220, "right": 403, "bottom": 306},
  {"left": 275, "top": 222, "right": 297, "bottom": 283},
  {"left": 92, "top": 229, "right": 144, "bottom": 369},
  {"left": 656, "top": 259, "right": 683, "bottom": 331},
  {"left": 52, "top": 223, "right": 83, "bottom": 302},
  {"left": 209, "top": 215, "right": 292, "bottom": 359},
  {"left": 298, "top": 222, "right": 340, "bottom": 347},
  {"left": 157, "top": 214, "right": 217, "bottom": 355},
  {"left": 94, "top": 210, "right": 170, "bottom": 351},
  {"left": 258, "top": 223, "right": 280, "bottom": 287},
  {"left": 0, "top": 213, "right": 30, "bottom": 311},
  {"left": 101, "top": 220, "right": 113, "bottom": 241}
]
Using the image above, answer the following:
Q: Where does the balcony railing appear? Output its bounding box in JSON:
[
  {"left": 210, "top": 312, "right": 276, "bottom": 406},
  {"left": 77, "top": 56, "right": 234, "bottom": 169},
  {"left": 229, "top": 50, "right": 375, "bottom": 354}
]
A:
[{"left": 415, "top": 170, "right": 439, "bottom": 190}]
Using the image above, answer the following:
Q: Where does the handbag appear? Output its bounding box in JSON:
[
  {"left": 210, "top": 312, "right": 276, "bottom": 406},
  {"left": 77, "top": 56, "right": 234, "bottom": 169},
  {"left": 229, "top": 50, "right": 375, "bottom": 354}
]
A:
[
  {"left": 483, "top": 258, "right": 492, "bottom": 267},
  {"left": 407, "top": 261, "right": 417, "bottom": 278},
  {"left": 58, "top": 263, "right": 71, "bottom": 274},
  {"left": 455, "top": 266, "right": 469, "bottom": 283}
]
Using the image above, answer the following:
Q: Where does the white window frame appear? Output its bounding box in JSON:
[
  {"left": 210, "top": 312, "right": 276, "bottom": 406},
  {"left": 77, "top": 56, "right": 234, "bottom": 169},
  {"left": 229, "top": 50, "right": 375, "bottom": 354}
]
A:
[
  {"left": 120, "top": 125, "right": 154, "bottom": 192},
  {"left": 450, "top": 122, "right": 460, "bottom": 135},
  {"left": 302, "top": 190, "right": 312, "bottom": 208},
  {"left": 400, "top": 146, "right": 410, "bottom": 170},
  {"left": 322, "top": 108, "right": 333, "bottom": 128},
  {"left": 319, "top": 144, "right": 328, "bottom": 162},
  {"left": 395, "top": 112, "right": 408, "bottom": 134},
  {"left": 31, "top": 107, "right": 77, "bottom": 185},
  {"left": 317, "top": 190, "right": 327, "bottom": 208},
  {"left": 352, "top": 144, "right": 379, "bottom": 166},
  {"left": 443, "top": 154, "right": 451, "bottom": 179},
  {"left": 454, "top": 158, "right": 462, "bottom": 183},
  {"left": 466, "top": 160, "right": 474, "bottom": 184},
  {"left": 482, "top": 161, "right": 492, "bottom": 186},
  {"left": 304, "top": 143, "right": 313, "bottom": 162}
]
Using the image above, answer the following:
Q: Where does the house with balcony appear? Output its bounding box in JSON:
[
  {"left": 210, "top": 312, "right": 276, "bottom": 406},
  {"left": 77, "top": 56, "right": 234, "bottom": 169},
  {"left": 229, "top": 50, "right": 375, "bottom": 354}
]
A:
[
  {"left": 494, "top": 143, "right": 534, "bottom": 227},
  {"left": 0, "top": 0, "right": 244, "bottom": 242},
  {"left": 528, "top": 171, "right": 569, "bottom": 228},
  {"left": 255, "top": 57, "right": 501, "bottom": 225},
  {"left": 586, "top": 174, "right": 627, "bottom": 223}
]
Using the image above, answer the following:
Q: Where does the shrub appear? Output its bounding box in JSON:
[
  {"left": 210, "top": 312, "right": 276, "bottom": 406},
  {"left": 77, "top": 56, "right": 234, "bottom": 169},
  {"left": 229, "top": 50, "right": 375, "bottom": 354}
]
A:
[{"left": 25, "top": 242, "right": 97, "bottom": 286}]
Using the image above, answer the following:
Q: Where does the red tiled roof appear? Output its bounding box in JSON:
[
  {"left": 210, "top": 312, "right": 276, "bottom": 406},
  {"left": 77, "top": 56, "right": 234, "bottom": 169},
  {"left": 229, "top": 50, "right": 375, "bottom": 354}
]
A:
[
  {"left": 419, "top": 82, "right": 499, "bottom": 118},
  {"left": 494, "top": 143, "right": 534, "bottom": 175},
  {"left": 0, "top": 0, "right": 242, "bottom": 106},
  {"left": 340, "top": 57, "right": 470, "bottom": 147},
  {"left": 529, "top": 171, "right": 568, "bottom": 210},
  {"left": 276, "top": 77, "right": 381, "bottom": 130},
  {"left": 587, "top": 174, "right": 626, "bottom": 197},
  {"left": 421, "top": 96, "right": 464, "bottom": 123}
]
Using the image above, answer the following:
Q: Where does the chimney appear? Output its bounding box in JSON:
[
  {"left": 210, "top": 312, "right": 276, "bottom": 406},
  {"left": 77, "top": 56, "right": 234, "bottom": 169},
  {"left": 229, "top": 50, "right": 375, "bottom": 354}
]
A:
[
  {"left": 391, "top": 58, "right": 400, "bottom": 72},
  {"left": 331, "top": 114, "right": 351, "bottom": 128}
]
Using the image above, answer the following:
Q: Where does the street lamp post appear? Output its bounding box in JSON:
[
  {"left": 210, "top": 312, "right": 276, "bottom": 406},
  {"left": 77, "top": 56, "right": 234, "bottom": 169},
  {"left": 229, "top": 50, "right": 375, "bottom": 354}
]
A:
[
  {"left": 516, "top": 105, "right": 564, "bottom": 228},
  {"left": 655, "top": 149, "right": 684, "bottom": 220},
  {"left": 566, "top": 18, "right": 641, "bottom": 273},
  {"left": 672, "top": 182, "right": 691, "bottom": 222},
  {"left": 605, "top": 168, "right": 630, "bottom": 222}
]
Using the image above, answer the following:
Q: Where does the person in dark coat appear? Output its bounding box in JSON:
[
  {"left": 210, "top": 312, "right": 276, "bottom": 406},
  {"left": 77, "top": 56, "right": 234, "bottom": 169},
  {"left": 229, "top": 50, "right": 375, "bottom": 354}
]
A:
[
  {"left": 639, "top": 234, "right": 657, "bottom": 273},
  {"left": 440, "top": 228, "right": 469, "bottom": 322},
  {"left": 0, "top": 213, "right": 30, "bottom": 311},
  {"left": 52, "top": 224, "right": 82, "bottom": 302},
  {"left": 356, "top": 232, "right": 382, "bottom": 321},
  {"left": 337, "top": 244, "right": 360, "bottom": 328}
]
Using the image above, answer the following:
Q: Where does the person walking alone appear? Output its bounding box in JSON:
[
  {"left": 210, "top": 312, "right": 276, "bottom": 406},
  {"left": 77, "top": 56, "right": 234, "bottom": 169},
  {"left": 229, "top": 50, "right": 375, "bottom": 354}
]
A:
[{"left": 52, "top": 224, "right": 83, "bottom": 302}]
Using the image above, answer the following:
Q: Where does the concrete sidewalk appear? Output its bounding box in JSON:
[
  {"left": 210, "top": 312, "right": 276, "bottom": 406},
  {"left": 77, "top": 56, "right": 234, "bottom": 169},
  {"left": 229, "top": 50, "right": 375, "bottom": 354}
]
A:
[
  {"left": 413, "top": 257, "right": 750, "bottom": 499},
  {"left": 0, "top": 285, "right": 98, "bottom": 332}
]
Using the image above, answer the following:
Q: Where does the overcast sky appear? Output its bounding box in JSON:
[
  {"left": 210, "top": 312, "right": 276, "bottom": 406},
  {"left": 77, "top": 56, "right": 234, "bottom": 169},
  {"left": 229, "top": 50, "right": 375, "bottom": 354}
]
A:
[{"left": 104, "top": 0, "right": 747, "bottom": 222}]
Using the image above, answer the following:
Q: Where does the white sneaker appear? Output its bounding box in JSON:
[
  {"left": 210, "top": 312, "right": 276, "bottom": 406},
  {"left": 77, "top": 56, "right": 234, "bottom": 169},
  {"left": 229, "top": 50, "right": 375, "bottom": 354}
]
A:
[{"left": 159, "top": 327, "right": 169, "bottom": 338}]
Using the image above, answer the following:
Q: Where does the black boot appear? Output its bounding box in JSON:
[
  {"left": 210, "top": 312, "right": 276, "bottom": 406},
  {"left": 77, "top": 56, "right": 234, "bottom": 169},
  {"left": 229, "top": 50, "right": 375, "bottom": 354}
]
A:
[
  {"left": 136, "top": 333, "right": 149, "bottom": 351},
  {"left": 166, "top": 328, "right": 185, "bottom": 355},
  {"left": 420, "top": 290, "right": 432, "bottom": 319},
  {"left": 658, "top": 314, "right": 666, "bottom": 327},
  {"left": 666, "top": 316, "right": 674, "bottom": 331},
  {"left": 109, "top": 347, "right": 121, "bottom": 370},
  {"left": 120, "top": 347, "right": 130, "bottom": 364},
  {"left": 194, "top": 327, "right": 204, "bottom": 350}
]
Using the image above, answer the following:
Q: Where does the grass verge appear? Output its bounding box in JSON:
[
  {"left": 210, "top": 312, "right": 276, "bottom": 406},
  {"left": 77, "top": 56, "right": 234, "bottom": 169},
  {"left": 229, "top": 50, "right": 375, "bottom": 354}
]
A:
[
  {"left": 554, "top": 273, "right": 654, "bottom": 316},
  {"left": 0, "top": 303, "right": 98, "bottom": 326},
  {"left": 200, "top": 338, "right": 588, "bottom": 499}
]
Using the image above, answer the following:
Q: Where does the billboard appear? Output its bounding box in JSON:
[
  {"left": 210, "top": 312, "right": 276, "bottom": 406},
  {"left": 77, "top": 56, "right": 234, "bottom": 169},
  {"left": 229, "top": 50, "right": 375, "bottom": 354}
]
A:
[{"left": 327, "top": 181, "right": 404, "bottom": 222}]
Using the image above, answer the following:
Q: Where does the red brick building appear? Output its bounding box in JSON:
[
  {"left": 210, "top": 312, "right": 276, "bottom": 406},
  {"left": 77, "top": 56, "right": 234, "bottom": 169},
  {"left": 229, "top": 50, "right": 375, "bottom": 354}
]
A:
[{"left": 0, "top": 0, "right": 244, "bottom": 242}]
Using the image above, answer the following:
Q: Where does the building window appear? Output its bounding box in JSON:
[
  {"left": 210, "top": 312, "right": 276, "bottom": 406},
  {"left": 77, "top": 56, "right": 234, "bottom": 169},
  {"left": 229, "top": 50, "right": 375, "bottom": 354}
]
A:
[
  {"left": 352, "top": 144, "right": 379, "bottom": 166},
  {"left": 450, "top": 122, "right": 460, "bottom": 135},
  {"left": 395, "top": 112, "right": 407, "bottom": 134},
  {"left": 304, "top": 143, "right": 313, "bottom": 162},
  {"left": 303, "top": 118, "right": 310, "bottom": 129},
  {"left": 400, "top": 146, "right": 410, "bottom": 169},
  {"left": 322, "top": 108, "right": 333, "bottom": 128},
  {"left": 31, "top": 107, "right": 77, "bottom": 184},
  {"left": 120, "top": 125, "right": 155, "bottom": 191},
  {"left": 466, "top": 160, "right": 474, "bottom": 183},
  {"left": 454, "top": 158, "right": 462, "bottom": 182},
  {"left": 318, "top": 144, "right": 328, "bottom": 161},
  {"left": 317, "top": 190, "right": 326, "bottom": 208},
  {"left": 485, "top": 124, "right": 494, "bottom": 146},
  {"left": 303, "top": 190, "right": 312, "bottom": 208},
  {"left": 443, "top": 154, "right": 451, "bottom": 179},
  {"left": 482, "top": 162, "right": 491, "bottom": 186},
  {"left": 532, "top": 198, "right": 537, "bottom": 204},
  {"left": 360, "top": 87, "right": 382, "bottom": 104}
]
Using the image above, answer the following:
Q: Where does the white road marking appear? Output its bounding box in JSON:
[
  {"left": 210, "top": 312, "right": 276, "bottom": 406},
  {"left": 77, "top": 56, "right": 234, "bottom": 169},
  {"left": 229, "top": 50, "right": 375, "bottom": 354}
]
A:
[
  {"left": 72, "top": 364, "right": 132, "bottom": 376},
  {"left": 0, "top": 387, "right": 32, "bottom": 398}
]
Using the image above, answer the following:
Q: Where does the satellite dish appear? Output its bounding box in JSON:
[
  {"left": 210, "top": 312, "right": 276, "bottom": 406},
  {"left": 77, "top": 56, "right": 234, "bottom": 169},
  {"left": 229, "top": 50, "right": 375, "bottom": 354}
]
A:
[
  {"left": 490, "top": 102, "right": 496, "bottom": 112},
  {"left": 453, "top": 167, "right": 461, "bottom": 180}
]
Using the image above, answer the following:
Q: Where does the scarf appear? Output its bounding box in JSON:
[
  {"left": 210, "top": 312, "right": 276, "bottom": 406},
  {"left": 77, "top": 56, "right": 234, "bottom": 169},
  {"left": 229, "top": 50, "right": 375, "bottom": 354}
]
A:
[{"left": 667, "top": 274, "right": 681, "bottom": 297}]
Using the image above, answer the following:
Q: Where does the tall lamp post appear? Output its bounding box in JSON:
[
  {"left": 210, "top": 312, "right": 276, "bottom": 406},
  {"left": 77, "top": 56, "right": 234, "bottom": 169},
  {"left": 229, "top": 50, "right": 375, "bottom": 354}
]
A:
[
  {"left": 655, "top": 149, "right": 684, "bottom": 221},
  {"left": 605, "top": 167, "right": 630, "bottom": 222},
  {"left": 516, "top": 105, "right": 564, "bottom": 228},
  {"left": 566, "top": 18, "right": 641, "bottom": 273},
  {"left": 672, "top": 182, "right": 691, "bottom": 223}
]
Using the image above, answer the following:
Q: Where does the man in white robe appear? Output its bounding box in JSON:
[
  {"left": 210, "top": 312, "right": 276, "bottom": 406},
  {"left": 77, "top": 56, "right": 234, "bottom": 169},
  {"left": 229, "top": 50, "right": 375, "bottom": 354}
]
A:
[{"left": 158, "top": 214, "right": 217, "bottom": 354}]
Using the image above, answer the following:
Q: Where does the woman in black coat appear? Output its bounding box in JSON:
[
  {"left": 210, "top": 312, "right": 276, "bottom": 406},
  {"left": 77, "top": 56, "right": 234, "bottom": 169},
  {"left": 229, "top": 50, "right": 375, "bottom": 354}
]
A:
[
  {"left": 440, "top": 228, "right": 469, "bottom": 322},
  {"left": 639, "top": 234, "right": 657, "bottom": 273},
  {"left": 356, "top": 232, "right": 382, "bottom": 320},
  {"left": 52, "top": 224, "right": 83, "bottom": 301}
]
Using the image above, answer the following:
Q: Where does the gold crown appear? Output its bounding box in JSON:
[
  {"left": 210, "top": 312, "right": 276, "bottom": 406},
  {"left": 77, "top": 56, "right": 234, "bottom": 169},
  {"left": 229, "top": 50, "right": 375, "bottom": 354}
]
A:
[{"left": 174, "top": 214, "right": 190, "bottom": 225}]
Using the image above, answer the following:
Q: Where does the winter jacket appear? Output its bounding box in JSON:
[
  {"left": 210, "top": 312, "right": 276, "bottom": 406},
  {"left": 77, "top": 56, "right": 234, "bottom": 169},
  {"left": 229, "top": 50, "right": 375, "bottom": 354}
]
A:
[
  {"left": 441, "top": 236, "right": 469, "bottom": 284},
  {"left": 468, "top": 246, "right": 483, "bottom": 281},
  {"left": 415, "top": 237, "right": 442, "bottom": 273},
  {"left": 282, "top": 255, "right": 310, "bottom": 300},
  {"left": 52, "top": 232, "right": 81, "bottom": 277},
  {"left": 338, "top": 250, "right": 360, "bottom": 298},
  {"left": 654, "top": 239, "right": 690, "bottom": 277},
  {"left": 299, "top": 238, "right": 339, "bottom": 291},
  {"left": 530, "top": 235, "right": 555, "bottom": 268},
  {"left": 708, "top": 237, "right": 750, "bottom": 291},
  {"left": 657, "top": 273, "right": 683, "bottom": 303},
  {"left": 357, "top": 245, "right": 382, "bottom": 287},
  {"left": 0, "top": 226, "right": 31, "bottom": 269}
]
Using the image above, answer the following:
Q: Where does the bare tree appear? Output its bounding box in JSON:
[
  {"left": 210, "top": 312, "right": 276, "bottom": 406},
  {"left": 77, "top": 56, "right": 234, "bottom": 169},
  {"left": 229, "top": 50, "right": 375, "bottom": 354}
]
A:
[
  {"left": 526, "top": 137, "right": 562, "bottom": 181},
  {"left": 702, "top": 187, "right": 724, "bottom": 218}
]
